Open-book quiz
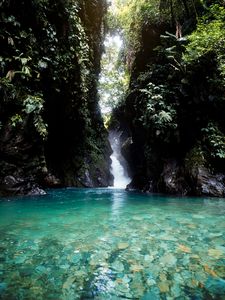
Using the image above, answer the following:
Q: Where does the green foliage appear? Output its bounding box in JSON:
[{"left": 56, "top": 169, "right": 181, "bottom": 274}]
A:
[
  {"left": 138, "top": 82, "right": 177, "bottom": 141},
  {"left": 0, "top": 0, "right": 98, "bottom": 141},
  {"left": 183, "top": 4, "right": 225, "bottom": 76},
  {"left": 10, "top": 114, "right": 23, "bottom": 127},
  {"left": 202, "top": 122, "right": 225, "bottom": 159},
  {"left": 185, "top": 144, "right": 206, "bottom": 169},
  {"left": 107, "top": 0, "right": 160, "bottom": 65},
  {"left": 107, "top": 0, "right": 201, "bottom": 68},
  {"left": 23, "top": 95, "right": 48, "bottom": 139},
  {"left": 120, "top": 0, "right": 225, "bottom": 176},
  {"left": 99, "top": 34, "right": 129, "bottom": 113}
]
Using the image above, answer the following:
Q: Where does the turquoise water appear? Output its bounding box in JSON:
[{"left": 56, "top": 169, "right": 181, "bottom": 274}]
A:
[{"left": 0, "top": 188, "right": 225, "bottom": 299}]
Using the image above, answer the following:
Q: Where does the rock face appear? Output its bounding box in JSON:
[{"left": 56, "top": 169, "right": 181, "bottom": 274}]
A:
[
  {"left": 126, "top": 157, "right": 225, "bottom": 197},
  {"left": 192, "top": 167, "right": 225, "bottom": 197},
  {"left": 118, "top": 11, "right": 225, "bottom": 197},
  {"left": 0, "top": 0, "right": 112, "bottom": 195}
]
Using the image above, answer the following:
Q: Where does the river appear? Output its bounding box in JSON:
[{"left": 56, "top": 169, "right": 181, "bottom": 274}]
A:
[{"left": 0, "top": 188, "right": 224, "bottom": 299}]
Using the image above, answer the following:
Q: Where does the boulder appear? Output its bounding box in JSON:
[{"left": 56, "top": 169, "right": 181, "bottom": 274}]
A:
[
  {"left": 161, "top": 159, "right": 190, "bottom": 195},
  {"left": 0, "top": 175, "right": 46, "bottom": 196},
  {"left": 192, "top": 166, "right": 225, "bottom": 197}
]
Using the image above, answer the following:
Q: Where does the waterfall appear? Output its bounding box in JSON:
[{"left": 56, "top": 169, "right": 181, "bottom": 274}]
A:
[{"left": 109, "top": 131, "right": 131, "bottom": 189}]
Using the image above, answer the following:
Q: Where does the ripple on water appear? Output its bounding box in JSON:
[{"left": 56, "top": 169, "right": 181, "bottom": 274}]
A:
[{"left": 0, "top": 188, "right": 224, "bottom": 299}]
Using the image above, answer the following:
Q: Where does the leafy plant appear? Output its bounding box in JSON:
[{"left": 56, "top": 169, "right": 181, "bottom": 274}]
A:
[
  {"left": 183, "top": 4, "right": 225, "bottom": 76},
  {"left": 23, "top": 95, "right": 48, "bottom": 139},
  {"left": 138, "top": 82, "right": 177, "bottom": 140},
  {"left": 10, "top": 114, "right": 23, "bottom": 127},
  {"left": 202, "top": 122, "right": 225, "bottom": 159},
  {"left": 98, "top": 34, "right": 129, "bottom": 113}
]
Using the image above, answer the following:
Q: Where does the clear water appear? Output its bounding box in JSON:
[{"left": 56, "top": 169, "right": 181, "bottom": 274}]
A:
[{"left": 0, "top": 188, "right": 225, "bottom": 299}]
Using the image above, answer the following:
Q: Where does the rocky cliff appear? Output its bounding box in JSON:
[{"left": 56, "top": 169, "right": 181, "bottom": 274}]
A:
[
  {"left": 0, "top": 0, "right": 112, "bottom": 195},
  {"left": 117, "top": 2, "right": 225, "bottom": 197}
]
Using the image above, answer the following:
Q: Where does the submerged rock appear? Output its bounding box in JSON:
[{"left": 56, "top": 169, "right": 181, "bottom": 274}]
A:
[
  {"left": 160, "top": 253, "right": 177, "bottom": 267},
  {"left": 205, "top": 277, "right": 225, "bottom": 295},
  {"left": 0, "top": 282, "right": 7, "bottom": 294},
  {"left": 117, "top": 242, "right": 129, "bottom": 250}
]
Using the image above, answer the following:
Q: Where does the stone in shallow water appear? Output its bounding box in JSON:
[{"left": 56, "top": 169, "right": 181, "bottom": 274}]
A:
[
  {"left": 111, "top": 261, "right": 124, "bottom": 272},
  {"left": 141, "top": 286, "right": 160, "bottom": 300},
  {"left": 160, "top": 253, "right": 177, "bottom": 267},
  {"left": 159, "top": 273, "right": 167, "bottom": 281},
  {"left": 146, "top": 278, "right": 156, "bottom": 286},
  {"left": 60, "top": 263, "right": 70, "bottom": 269},
  {"left": 158, "top": 281, "right": 170, "bottom": 293},
  {"left": 171, "top": 283, "right": 181, "bottom": 298},
  {"left": 1, "top": 189, "right": 225, "bottom": 299},
  {"left": 90, "top": 251, "right": 108, "bottom": 266},
  {"left": 130, "top": 264, "right": 144, "bottom": 272},
  {"left": 70, "top": 252, "right": 82, "bottom": 264},
  {"left": 63, "top": 276, "right": 75, "bottom": 290},
  {"left": 144, "top": 255, "right": 154, "bottom": 264},
  {"left": 205, "top": 277, "right": 225, "bottom": 295},
  {"left": 19, "top": 267, "right": 34, "bottom": 277},
  {"left": 35, "top": 265, "right": 47, "bottom": 274},
  {"left": 178, "top": 244, "right": 191, "bottom": 253},
  {"left": 208, "top": 248, "right": 224, "bottom": 258},
  {"left": 182, "top": 255, "right": 190, "bottom": 266},
  {"left": 117, "top": 242, "right": 129, "bottom": 250},
  {"left": 14, "top": 254, "right": 27, "bottom": 264},
  {"left": 173, "top": 273, "right": 183, "bottom": 284},
  {"left": 0, "top": 282, "right": 7, "bottom": 294},
  {"left": 204, "top": 265, "right": 217, "bottom": 277}
]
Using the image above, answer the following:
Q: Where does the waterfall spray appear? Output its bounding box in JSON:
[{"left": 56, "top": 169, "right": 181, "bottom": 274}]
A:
[{"left": 109, "top": 131, "right": 131, "bottom": 188}]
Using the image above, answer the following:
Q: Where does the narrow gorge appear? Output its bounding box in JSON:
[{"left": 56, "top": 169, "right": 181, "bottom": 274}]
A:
[
  {"left": 0, "top": 0, "right": 225, "bottom": 197},
  {"left": 0, "top": 1, "right": 225, "bottom": 299},
  {"left": 0, "top": 0, "right": 112, "bottom": 195}
]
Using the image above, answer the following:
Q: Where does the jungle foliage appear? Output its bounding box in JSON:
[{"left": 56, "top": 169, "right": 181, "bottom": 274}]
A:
[
  {"left": 110, "top": 0, "right": 225, "bottom": 176},
  {"left": 0, "top": 0, "right": 110, "bottom": 188}
]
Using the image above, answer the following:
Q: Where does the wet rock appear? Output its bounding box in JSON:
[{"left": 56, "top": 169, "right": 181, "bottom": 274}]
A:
[
  {"left": 171, "top": 283, "right": 182, "bottom": 298},
  {"left": 43, "top": 173, "right": 61, "bottom": 187},
  {"left": 0, "top": 282, "right": 7, "bottom": 294},
  {"left": 130, "top": 264, "right": 144, "bottom": 272},
  {"left": 141, "top": 286, "right": 160, "bottom": 300},
  {"left": 160, "top": 253, "right": 177, "bottom": 267},
  {"left": 111, "top": 261, "right": 124, "bottom": 272},
  {"left": 208, "top": 248, "right": 224, "bottom": 258},
  {"left": 81, "top": 170, "right": 94, "bottom": 188},
  {"left": 205, "top": 277, "right": 225, "bottom": 295},
  {"left": 121, "top": 137, "right": 133, "bottom": 176},
  {"left": 178, "top": 244, "right": 191, "bottom": 253},
  {"left": 70, "top": 252, "right": 82, "bottom": 264},
  {"left": 161, "top": 159, "right": 190, "bottom": 195},
  {"left": 117, "top": 242, "right": 129, "bottom": 250},
  {"left": 19, "top": 267, "right": 34, "bottom": 277},
  {"left": 27, "top": 186, "right": 46, "bottom": 196},
  {"left": 158, "top": 281, "right": 170, "bottom": 293},
  {"left": 0, "top": 175, "right": 24, "bottom": 195},
  {"left": 35, "top": 265, "right": 47, "bottom": 274},
  {"left": 0, "top": 175, "right": 46, "bottom": 196},
  {"left": 193, "top": 167, "right": 225, "bottom": 197},
  {"left": 63, "top": 276, "right": 75, "bottom": 290},
  {"left": 3, "top": 175, "right": 19, "bottom": 187}
]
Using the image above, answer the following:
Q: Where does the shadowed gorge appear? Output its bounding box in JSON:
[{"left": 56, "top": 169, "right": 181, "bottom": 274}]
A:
[
  {"left": 0, "top": 1, "right": 225, "bottom": 299},
  {"left": 1, "top": 0, "right": 225, "bottom": 196},
  {"left": 0, "top": 0, "right": 112, "bottom": 195},
  {"left": 108, "top": 0, "right": 225, "bottom": 197}
]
